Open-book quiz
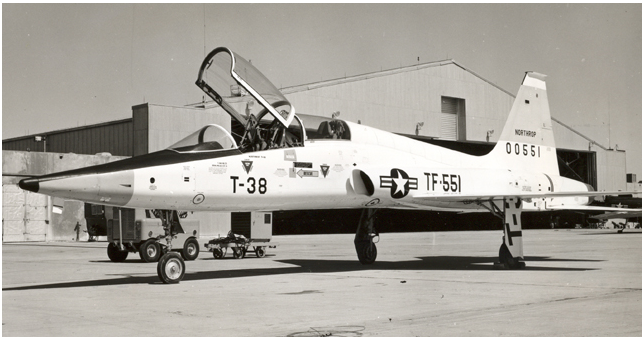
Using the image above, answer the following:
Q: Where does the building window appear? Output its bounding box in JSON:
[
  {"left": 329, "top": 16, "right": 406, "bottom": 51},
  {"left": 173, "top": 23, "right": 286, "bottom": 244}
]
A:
[{"left": 440, "top": 96, "right": 466, "bottom": 141}]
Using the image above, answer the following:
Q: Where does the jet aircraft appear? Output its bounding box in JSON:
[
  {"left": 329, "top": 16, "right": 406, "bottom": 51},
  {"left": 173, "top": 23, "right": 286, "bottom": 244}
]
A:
[{"left": 19, "top": 47, "right": 640, "bottom": 283}]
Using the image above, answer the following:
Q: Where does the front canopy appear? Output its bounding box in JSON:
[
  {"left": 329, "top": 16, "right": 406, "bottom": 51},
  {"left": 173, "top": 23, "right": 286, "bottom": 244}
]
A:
[{"left": 196, "top": 47, "right": 296, "bottom": 128}]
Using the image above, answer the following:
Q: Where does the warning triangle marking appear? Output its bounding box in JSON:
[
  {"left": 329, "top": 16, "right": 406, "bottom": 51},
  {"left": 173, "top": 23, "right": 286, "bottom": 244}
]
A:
[{"left": 242, "top": 160, "right": 253, "bottom": 174}]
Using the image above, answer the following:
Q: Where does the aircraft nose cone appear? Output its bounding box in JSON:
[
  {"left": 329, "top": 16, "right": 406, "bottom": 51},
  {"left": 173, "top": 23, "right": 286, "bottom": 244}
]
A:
[{"left": 18, "top": 178, "right": 40, "bottom": 193}]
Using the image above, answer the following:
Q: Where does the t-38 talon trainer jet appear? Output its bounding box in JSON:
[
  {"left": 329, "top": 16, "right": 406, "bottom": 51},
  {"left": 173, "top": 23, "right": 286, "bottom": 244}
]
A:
[{"left": 19, "top": 47, "right": 640, "bottom": 283}]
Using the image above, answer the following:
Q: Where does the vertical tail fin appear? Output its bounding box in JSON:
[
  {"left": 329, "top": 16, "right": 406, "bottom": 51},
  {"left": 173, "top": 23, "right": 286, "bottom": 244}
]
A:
[{"left": 486, "top": 72, "right": 559, "bottom": 176}]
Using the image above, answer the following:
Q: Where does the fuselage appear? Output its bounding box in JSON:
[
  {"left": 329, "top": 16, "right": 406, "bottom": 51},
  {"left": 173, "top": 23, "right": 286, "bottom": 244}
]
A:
[{"left": 19, "top": 121, "right": 591, "bottom": 213}]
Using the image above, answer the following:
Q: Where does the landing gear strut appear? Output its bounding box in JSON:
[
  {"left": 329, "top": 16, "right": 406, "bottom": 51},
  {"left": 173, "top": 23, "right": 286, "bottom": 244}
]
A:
[
  {"left": 354, "top": 209, "right": 379, "bottom": 265},
  {"left": 482, "top": 198, "right": 526, "bottom": 269},
  {"left": 156, "top": 210, "right": 187, "bottom": 283}
]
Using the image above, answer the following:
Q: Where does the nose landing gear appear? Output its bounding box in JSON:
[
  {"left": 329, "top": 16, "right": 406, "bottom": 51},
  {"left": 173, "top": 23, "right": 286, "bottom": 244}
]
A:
[{"left": 156, "top": 210, "right": 188, "bottom": 284}]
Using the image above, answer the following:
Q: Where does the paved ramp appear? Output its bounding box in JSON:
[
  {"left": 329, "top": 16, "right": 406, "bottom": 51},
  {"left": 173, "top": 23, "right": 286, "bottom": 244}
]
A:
[{"left": 3, "top": 229, "right": 641, "bottom": 336}]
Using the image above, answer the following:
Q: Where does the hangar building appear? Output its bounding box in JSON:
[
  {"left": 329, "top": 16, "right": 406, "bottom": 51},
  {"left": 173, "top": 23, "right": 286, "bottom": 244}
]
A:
[{"left": 3, "top": 59, "right": 630, "bottom": 241}]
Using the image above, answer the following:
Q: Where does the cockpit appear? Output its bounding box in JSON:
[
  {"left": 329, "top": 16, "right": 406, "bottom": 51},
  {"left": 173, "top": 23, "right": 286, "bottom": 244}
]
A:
[
  {"left": 172, "top": 47, "right": 350, "bottom": 154},
  {"left": 298, "top": 114, "right": 350, "bottom": 140},
  {"left": 233, "top": 113, "right": 351, "bottom": 151}
]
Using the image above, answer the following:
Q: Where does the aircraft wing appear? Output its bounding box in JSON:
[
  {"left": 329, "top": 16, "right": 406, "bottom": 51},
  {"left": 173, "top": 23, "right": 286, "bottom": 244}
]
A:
[
  {"left": 408, "top": 191, "right": 642, "bottom": 214},
  {"left": 587, "top": 210, "right": 643, "bottom": 220},
  {"left": 411, "top": 190, "right": 640, "bottom": 202},
  {"left": 544, "top": 205, "right": 641, "bottom": 213}
]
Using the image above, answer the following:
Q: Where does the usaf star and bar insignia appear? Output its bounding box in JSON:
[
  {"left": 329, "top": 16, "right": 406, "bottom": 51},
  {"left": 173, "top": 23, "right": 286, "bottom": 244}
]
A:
[{"left": 380, "top": 168, "right": 418, "bottom": 199}]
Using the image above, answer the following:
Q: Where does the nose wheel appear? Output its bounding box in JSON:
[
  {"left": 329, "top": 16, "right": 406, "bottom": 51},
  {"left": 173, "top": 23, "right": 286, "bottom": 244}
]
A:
[{"left": 157, "top": 252, "right": 185, "bottom": 284}]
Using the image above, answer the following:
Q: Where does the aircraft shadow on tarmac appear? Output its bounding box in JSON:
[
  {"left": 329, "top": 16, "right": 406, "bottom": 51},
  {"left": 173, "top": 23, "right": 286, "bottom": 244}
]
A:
[
  {"left": 579, "top": 231, "right": 642, "bottom": 235},
  {"left": 2, "top": 255, "right": 600, "bottom": 292}
]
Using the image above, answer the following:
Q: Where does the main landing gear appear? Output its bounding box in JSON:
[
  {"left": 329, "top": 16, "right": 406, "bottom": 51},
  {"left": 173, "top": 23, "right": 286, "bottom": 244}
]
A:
[
  {"left": 481, "top": 198, "right": 526, "bottom": 270},
  {"left": 354, "top": 209, "right": 379, "bottom": 265},
  {"left": 156, "top": 210, "right": 187, "bottom": 284}
]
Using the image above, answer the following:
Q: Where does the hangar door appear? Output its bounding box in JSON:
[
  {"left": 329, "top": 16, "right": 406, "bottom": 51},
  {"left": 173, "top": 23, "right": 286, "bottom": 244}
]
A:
[
  {"left": 557, "top": 149, "right": 597, "bottom": 189},
  {"left": 441, "top": 96, "right": 466, "bottom": 141},
  {"left": 2, "top": 184, "right": 48, "bottom": 242}
]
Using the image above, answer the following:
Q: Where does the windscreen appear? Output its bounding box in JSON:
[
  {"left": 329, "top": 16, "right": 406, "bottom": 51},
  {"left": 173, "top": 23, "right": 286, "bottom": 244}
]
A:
[{"left": 167, "top": 124, "right": 237, "bottom": 152}]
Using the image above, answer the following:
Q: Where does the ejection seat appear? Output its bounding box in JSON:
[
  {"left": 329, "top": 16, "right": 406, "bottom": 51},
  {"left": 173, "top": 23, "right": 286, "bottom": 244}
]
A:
[{"left": 317, "top": 121, "right": 332, "bottom": 139}]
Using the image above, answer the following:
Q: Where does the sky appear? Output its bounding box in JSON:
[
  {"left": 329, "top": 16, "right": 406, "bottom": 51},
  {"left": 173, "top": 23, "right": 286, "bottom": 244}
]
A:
[{"left": 2, "top": 3, "right": 641, "bottom": 177}]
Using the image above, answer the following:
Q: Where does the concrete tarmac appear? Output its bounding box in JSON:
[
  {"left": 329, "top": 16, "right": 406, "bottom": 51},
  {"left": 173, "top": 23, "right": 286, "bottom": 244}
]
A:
[{"left": 3, "top": 229, "right": 641, "bottom": 336}]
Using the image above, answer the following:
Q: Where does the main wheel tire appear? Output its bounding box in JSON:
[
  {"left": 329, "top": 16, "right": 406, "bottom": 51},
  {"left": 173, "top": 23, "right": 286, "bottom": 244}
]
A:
[
  {"left": 212, "top": 248, "right": 224, "bottom": 259},
  {"left": 139, "top": 239, "right": 161, "bottom": 262},
  {"left": 107, "top": 243, "right": 128, "bottom": 262},
  {"left": 498, "top": 243, "right": 525, "bottom": 269},
  {"left": 157, "top": 252, "right": 185, "bottom": 284},
  {"left": 181, "top": 238, "right": 200, "bottom": 261},
  {"left": 355, "top": 240, "right": 377, "bottom": 265}
]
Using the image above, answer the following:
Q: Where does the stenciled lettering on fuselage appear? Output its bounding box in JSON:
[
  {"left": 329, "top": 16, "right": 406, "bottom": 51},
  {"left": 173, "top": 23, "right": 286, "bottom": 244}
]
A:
[
  {"left": 380, "top": 168, "right": 418, "bottom": 199},
  {"left": 423, "top": 172, "right": 462, "bottom": 193},
  {"left": 230, "top": 176, "right": 267, "bottom": 194}
]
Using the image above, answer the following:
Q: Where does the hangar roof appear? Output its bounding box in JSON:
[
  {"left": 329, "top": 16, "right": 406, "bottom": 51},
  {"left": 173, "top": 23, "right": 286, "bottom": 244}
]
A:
[{"left": 281, "top": 59, "right": 514, "bottom": 98}]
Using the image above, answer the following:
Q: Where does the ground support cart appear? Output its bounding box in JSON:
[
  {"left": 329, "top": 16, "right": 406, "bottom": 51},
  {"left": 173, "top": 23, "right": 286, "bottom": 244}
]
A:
[
  {"left": 205, "top": 233, "right": 275, "bottom": 259},
  {"left": 106, "top": 207, "right": 200, "bottom": 263}
]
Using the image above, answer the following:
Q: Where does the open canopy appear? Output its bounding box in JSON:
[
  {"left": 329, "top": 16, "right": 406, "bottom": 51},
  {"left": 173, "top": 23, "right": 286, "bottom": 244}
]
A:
[{"left": 196, "top": 47, "right": 296, "bottom": 128}]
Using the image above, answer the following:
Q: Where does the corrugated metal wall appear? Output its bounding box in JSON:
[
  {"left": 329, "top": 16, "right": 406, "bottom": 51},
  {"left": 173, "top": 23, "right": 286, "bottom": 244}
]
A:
[
  {"left": 2, "top": 119, "right": 133, "bottom": 156},
  {"left": 597, "top": 149, "right": 627, "bottom": 191},
  {"left": 283, "top": 62, "right": 515, "bottom": 143}
]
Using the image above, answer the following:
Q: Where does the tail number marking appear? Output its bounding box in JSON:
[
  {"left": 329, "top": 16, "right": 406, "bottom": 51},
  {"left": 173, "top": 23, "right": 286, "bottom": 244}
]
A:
[
  {"left": 230, "top": 176, "right": 267, "bottom": 194},
  {"left": 506, "top": 142, "right": 540, "bottom": 157},
  {"left": 424, "top": 173, "right": 461, "bottom": 193}
]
